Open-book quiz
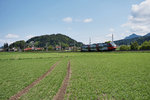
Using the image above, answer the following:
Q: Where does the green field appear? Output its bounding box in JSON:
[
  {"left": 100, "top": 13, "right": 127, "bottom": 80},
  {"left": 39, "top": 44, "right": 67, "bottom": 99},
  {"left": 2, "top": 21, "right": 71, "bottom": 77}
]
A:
[{"left": 0, "top": 52, "right": 150, "bottom": 100}]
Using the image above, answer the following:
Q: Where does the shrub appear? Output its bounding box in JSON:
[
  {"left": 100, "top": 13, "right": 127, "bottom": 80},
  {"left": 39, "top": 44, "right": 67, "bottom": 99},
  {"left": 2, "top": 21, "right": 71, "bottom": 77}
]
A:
[
  {"left": 120, "top": 45, "right": 130, "bottom": 51},
  {"left": 48, "top": 45, "right": 54, "bottom": 51}
]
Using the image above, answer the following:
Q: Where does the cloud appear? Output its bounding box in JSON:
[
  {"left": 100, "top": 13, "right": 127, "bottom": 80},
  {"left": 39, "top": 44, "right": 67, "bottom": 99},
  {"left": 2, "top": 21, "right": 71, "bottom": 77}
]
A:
[
  {"left": 62, "top": 17, "right": 93, "bottom": 23},
  {"left": 83, "top": 18, "right": 93, "bottom": 23},
  {"left": 122, "top": 0, "right": 150, "bottom": 35},
  {"left": 5, "top": 34, "right": 19, "bottom": 39},
  {"left": 62, "top": 17, "right": 72, "bottom": 23}
]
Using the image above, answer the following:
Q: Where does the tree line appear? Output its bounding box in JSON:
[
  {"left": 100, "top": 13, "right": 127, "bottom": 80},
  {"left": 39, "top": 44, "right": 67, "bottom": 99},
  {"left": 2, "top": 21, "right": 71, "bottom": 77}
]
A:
[
  {"left": 3, "top": 40, "right": 26, "bottom": 52},
  {"left": 2, "top": 40, "right": 81, "bottom": 52},
  {"left": 119, "top": 40, "right": 150, "bottom": 51}
]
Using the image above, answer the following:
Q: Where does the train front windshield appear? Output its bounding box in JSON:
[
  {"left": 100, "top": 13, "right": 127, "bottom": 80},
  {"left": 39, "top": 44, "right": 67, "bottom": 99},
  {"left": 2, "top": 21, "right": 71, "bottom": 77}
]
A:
[{"left": 110, "top": 42, "right": 116, "bottom": 47}]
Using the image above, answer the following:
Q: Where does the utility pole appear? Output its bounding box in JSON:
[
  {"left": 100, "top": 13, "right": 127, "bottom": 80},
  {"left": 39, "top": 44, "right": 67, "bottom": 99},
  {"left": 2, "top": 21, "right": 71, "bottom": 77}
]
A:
[
  {"left": 89, "top": 37, "right": 91, "bottom": 45},
  {"left": 73, "top": 40, "right": 76, "bottom": 52},
  {"left": 112, "top": 34, "right": 114, "bottom": 42},
  {"left": 59, "top": 42, "right": 61, "bottom": 51},
  {"left": 46, "top": 42, "right": 48, "bottom": 52}
]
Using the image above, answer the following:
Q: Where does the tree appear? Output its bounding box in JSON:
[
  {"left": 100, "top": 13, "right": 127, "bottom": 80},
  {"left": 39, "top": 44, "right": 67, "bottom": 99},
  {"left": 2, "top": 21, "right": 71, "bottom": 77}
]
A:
[
  {"left": 4, "top": 43, "right": 9, "bottom": 51},
  {"left": 34, "top": 41, "right": 39, "bottom": 47},
  {"left": 140, "top": 40, "right": 150, "bottom": 50},
  {"left": 130, "top": 41, "right": 139, "bottom": 50},
  {"left": 120, "top": 45, "right": 130, "bottom": 51},
  {"left": 18, "top": 41, "right": 26, "bottom": 49},
  {"left": 9, "top": 40, "right": 26, "bottom": 51},
  {"left": 61, "top": 43, "right": 69, "bottom": 49}
]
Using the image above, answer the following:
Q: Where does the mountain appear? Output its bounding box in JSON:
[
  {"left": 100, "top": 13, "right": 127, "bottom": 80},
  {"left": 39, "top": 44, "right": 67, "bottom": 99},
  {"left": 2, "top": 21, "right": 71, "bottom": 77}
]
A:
[
  {"left": 114, "top": 35, "right": 150, "bottom": 45},
  {"left": 124, "top": 33, "right": 141, "bottom": 39},
  {"left": 144, "top": 33, "right": 150, "bottom": 36},
  {"left": 26, "top": 33, "right": 83, "bottom": 47}
]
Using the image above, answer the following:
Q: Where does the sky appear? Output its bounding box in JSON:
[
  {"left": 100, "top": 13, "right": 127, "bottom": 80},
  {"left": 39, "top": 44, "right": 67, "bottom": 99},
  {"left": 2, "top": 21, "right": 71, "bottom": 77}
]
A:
[{"left": 0, "top": 0, "right": 150, "bottom": 46}]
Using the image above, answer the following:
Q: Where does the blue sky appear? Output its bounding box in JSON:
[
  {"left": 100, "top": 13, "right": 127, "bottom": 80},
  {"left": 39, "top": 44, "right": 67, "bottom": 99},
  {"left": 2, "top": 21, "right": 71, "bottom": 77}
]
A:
[{"left": 1, "top": 0, "right": 149, "bottom": 46}]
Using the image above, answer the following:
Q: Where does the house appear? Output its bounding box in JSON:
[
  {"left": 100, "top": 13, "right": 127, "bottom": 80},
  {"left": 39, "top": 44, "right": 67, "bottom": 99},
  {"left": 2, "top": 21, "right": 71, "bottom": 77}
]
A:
[
  {"left": 55, "top": 46, "right": 61, "bottom": 50},
  {"left": 24, "top": 48, "right": 32, "bottom": 51},
  {"left": 35, "top": 48, "right": 43, "bottom": 51},
  {"left": 24, "top": 47, "right": 43, "bottom": 51}
]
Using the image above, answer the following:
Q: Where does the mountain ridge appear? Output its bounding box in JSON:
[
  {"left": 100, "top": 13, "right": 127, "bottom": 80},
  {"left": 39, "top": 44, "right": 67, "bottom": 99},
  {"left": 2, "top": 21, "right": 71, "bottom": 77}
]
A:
[
  {"left": 115, "top": 33, "right": 150, "bottom": 45},
  {"left": 145, "top": 33, "right": 150, "bottom": 36},
  {"left": 124, "top": 33, "right": 141, "bottom": 39}
]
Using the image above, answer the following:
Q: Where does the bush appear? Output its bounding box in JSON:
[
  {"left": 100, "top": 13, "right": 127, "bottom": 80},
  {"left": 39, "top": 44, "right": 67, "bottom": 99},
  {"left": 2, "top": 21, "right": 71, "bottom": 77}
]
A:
[
  {"left": 120, "top": 45, "right": 130, "bottom": 51},
  {"left": 48, "top": 45, "right": 54, "bottom": 51}
]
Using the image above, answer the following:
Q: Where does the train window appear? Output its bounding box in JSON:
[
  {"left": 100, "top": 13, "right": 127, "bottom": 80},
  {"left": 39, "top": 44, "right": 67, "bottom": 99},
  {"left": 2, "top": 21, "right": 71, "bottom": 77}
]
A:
[
  {"left": 103, "top": 43, "right": 108, "bottom": 47},
  {"left": 98, "top": 43, "right": 103, "bottom": 47},
  {"left": 90, "top": 45, "right": 96, "bottom": 47},
  {"left": 82, "top": 46, "right": 88, "bottom": 49}
]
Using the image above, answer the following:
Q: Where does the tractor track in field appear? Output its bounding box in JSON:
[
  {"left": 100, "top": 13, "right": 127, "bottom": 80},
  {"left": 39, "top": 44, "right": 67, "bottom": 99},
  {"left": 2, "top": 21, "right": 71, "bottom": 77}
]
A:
[
  {"left": 9, "top": 61, "right": 60, "bottom": 100},
  {"left": 53, "top": 60, "right": 71, "bottom": 100}
]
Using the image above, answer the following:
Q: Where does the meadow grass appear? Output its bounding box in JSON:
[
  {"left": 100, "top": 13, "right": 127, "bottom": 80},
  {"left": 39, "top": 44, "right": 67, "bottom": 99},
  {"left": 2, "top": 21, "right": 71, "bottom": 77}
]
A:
[
  {"left": 0, "top": 52, "right": 150, "bottom": 100},
  {"left": 20, "top": 58, "right": 69, "bottom": 100},
  {"left": 0, "top": 53, "right": 61, "bottom": 100},
  {"left": 65, "top": 52, "right": 150, "bottom": 100},
  {"left": 0, "top": 52, "right": 62, "bottom": 60}
]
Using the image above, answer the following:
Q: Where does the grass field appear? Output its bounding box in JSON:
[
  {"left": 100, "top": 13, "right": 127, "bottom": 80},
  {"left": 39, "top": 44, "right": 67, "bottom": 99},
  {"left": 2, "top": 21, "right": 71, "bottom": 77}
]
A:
[
  {"left": 0, "top": 52, "right": 150, "bottom": 100},
  {"left": 65, "top": 53, "right": 150, "bottom": 100}
]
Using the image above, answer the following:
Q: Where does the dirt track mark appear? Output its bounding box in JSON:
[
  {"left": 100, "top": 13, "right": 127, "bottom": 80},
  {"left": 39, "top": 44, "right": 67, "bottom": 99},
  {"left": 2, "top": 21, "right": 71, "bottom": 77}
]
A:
[
  {"left": 53, "top": 60, "right": 71, "bottom": 100},
  {"left": 9, "top": 61, "right": 60, "bottom": 100}
]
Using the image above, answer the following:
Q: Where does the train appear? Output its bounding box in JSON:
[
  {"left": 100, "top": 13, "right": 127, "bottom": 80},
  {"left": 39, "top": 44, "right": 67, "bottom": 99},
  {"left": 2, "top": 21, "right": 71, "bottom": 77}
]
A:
[{"left": 81, "top": 41, "right": 117, "bottom": 51}]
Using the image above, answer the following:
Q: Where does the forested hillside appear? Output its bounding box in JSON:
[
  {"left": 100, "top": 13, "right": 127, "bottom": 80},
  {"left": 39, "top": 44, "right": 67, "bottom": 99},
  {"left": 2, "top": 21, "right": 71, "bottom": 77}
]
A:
[{"left": 26, "top": 34, "right": 83, "bottom": 47}]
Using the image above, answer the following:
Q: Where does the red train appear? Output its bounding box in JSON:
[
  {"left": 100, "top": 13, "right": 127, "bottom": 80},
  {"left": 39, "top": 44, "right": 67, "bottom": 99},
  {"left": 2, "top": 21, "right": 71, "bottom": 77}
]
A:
[{"left": 81, "top": 41, "right": 117, "bottom": 51}]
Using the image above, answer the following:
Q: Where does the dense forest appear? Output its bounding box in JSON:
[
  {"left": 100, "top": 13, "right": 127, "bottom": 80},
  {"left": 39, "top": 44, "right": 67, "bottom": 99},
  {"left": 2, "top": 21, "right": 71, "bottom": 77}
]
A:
[{"left": 26, "top": 34, "right": 83, "bottom": 48}]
